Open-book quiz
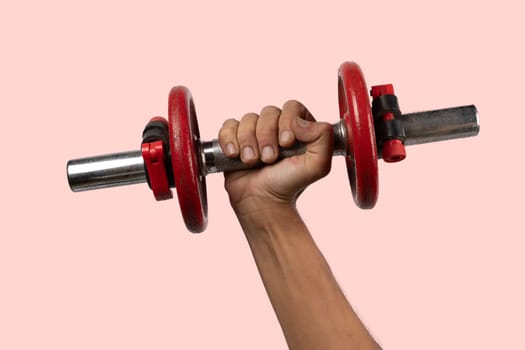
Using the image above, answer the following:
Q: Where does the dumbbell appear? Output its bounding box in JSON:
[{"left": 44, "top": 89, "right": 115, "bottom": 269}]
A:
[{"left": 67, "top": 62, "right": 479, "bottom": 233}]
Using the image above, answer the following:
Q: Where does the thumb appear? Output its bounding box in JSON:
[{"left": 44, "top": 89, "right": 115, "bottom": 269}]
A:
[{"left": 290, "top": 117, "right": 333, "bottom": 180}]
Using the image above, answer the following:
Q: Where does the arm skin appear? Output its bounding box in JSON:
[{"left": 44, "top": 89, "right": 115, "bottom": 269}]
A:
[
  {"left": 218, "top": 101, "right": 382, "bottom": 350},
  {"left": 236, "top": 203, "right": 382, "bottom": 350}
]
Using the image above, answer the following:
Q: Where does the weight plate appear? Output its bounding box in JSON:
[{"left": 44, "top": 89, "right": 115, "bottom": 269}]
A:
[
  {"left": 168, "top": 86, "right": 208, "bottom": 233},
  {"left": 338, "top": 62, "right": 379, "bottom": 209}
]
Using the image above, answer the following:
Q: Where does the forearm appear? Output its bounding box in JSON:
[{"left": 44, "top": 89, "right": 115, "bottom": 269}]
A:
[{"left": 236, "top": 203, "right": 381, "bottom": 350}]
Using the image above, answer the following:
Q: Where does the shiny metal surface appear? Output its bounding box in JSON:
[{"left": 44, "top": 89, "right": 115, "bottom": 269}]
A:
[
  {"left": 67, "top": 105, "right": 479, "bottom": 191},
  {"left": 332, "top": 120, "right": 348, "bottom": 156},
  {"left": 402, "top": 105, "right": 479, "bottom": 145},
  {"left": 67, "top": 151, "right": 147, "bottom": 191}
]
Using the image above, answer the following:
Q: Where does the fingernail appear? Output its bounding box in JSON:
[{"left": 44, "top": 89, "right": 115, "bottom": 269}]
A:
[
  {"left": 226, "top": 143, "right": 236, "bottom": 156},
  {"left": 280, "top": 130, "right": 293, "bottom": 144},
  {"left": 297, "top": 117, "right": 310, "bottom": 127},
  {"left": 242, "top": 146, "right": 255, "bottom": 160},
  {"left": 261, "top": 146, "right": 274, "bottom": 161}
]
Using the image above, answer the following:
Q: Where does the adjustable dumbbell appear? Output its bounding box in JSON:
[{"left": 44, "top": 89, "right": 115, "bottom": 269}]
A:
[{"left": 66, "top": 62, "right": 479, "bottom": 233}]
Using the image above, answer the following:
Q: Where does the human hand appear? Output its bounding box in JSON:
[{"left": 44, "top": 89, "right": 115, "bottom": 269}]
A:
[{"left": 218, "top": 100, "right": 333, "bottom": 216}]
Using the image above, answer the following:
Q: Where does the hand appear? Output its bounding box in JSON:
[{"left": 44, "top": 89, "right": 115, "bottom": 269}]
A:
[{"left": 218, "top": 100, "right": 333, "bottom": 215}]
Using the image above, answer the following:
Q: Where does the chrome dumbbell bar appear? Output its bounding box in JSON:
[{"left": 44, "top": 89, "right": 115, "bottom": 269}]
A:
[{"left": 67, "top": 105, "right": 479, "bottom": 192}]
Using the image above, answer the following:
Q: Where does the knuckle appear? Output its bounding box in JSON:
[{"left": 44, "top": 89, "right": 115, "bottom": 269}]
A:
[
  {"left": 241, "top": 112, "right": 258, "bottom": 123},
  {"left": 260, "top": 105, "right": 280, "bottom": 115},
  {"left": 283, "top": 99, "right": 304, "bottom": 112},
  {"left": 219, "top": 119, "right": 239, "bottom": 142},
  {"left": 222, "top": 118, "right": 238, "bottom": 128}
]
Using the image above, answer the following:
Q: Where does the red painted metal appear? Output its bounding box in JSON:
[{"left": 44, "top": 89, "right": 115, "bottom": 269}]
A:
[
  {"left": 338, "top": 62, "right": 379, "bottom": 209},
  {"left": 168, "top": 86, "right": 208, "bottom": 233},
  {"left": 141, "top": 140, "right": 173, "bottom": 201},
  {"left": 150, "top": 116, "right": 169, "bottom": 125},
  {"left": 370, "top": 84, "right": 406, "bottom": 163}
]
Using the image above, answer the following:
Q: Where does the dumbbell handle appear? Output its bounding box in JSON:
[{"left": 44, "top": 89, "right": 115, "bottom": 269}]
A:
[
  {"left": 201, "top": 119, "right": 348, "bottom": 174},
  {"left": 67, "top": 105, "right": 479, "bottom": 192}
]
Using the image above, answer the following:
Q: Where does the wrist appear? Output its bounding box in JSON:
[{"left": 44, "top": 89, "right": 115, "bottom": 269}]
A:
[
  {"left": 231, "top": 195, "right": 295, "bottom": 217},
  {"left": 232, "top": 197, "right": 301, "bottom": 234}
]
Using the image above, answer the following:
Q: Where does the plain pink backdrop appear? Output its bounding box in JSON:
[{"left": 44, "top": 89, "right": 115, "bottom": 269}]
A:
[{"left": 1, "top": 1, "right": 523, "bottom": 349}]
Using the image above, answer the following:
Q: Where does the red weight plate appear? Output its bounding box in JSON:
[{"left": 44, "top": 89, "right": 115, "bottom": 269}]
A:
[
  {"left": 338, "top": 62, "right": 379, "bottom": 209},
  {"left": 168, "top": 86, "right": 208, "bottom": 233}
]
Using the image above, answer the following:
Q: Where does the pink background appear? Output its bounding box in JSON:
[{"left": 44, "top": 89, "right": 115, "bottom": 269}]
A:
[{"left": 1, "top": 1, "right": 523, "bottom": 349}]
